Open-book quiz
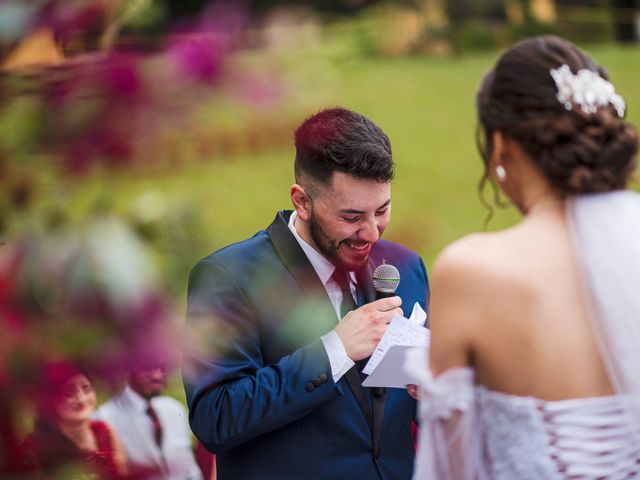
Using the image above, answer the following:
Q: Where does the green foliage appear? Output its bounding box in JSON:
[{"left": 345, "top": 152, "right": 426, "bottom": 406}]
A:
[
  {"left": 451, "top": 20, "right": 506, "bottom": 52},
  {"left": 548, "top": 2, "right": 619, "bottom": 43},
  {"left": 447, "top": 0, "right": 507, "bottom": 21},
  {"left": 119, "top": 0, "right": 169, "bottom": 34}
]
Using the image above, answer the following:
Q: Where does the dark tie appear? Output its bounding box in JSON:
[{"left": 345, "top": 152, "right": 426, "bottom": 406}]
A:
[
  {"left": 146, "top": 403, "right": 163, "bottom": 448},
  {"left": 331, "top": 268, "right": 357, "bottom": 319},
  {"left": 332, "top": 268, "right": 369, "bottom": 373}
]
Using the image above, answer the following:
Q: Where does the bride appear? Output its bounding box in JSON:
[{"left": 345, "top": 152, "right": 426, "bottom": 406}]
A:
[{"left": 407, "top": 36, "right": 640, "bottom": 479}]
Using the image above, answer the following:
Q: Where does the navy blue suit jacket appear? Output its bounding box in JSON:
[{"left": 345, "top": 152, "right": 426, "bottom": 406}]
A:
[{"left": 184, "top": 211, "right": 429, "bottom": 479}]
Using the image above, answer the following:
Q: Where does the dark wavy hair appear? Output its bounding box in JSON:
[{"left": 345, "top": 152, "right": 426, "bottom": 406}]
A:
[
  {"left": 477, "top": 35, "right": 638, "bottom": 210},
  {"left": 24, "top": 362, "right": 95, "bottom": 472},
  {"left": 294, "top": 107, "right": 394, "bottom": 195}
]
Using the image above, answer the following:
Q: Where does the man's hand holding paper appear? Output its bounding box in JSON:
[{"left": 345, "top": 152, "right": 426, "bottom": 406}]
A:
[{"left": 362, "top": 302, "right": 430, "bottom": 388}]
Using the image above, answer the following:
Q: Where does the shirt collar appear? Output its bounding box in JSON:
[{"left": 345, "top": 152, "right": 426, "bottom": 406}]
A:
[
  {"left": 288, "top": 211, "right": 356, "bottom": 286},
  {"left": 123, "top": 384, "right": 152, "bottom": 412}
]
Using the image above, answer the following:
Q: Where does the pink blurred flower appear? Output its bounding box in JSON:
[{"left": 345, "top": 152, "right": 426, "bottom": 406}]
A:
[
  {"left": 0, "top": 246, "right": 27, "bottom": 331},
  {"left": 102, "top": 54, "right": 141, "bottom": 98},
  {"left": 230, "top": 71, "right": 283, "bottom": 107},
  {"left": 167, "top": 1, "right": 249, "bottom": 83},
  {"left": 169, "top": 33, "right": 226, "bottom": 83},
  {"left": 64, "top": 140, "right": 93, "bottom": 174},
  {"left": 89, "top": 126, "right": 133, "bottom": 163},
  {"left": 199, "top": 1, "right": 249, "bottom": 44},
  {"left": 36, "top": 0, "right": 109, "bottom": 42}
]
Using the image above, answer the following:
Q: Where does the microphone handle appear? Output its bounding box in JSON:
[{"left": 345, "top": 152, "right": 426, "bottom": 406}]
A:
[
  {"left": 372, "top": 387, "right": 385, "bottom": 397},
  {"left": 372, "top": 290, "right": 394, "bottom": 397},
  {"left": 375, "top": 290, "right": 396, "bottom": 299}
]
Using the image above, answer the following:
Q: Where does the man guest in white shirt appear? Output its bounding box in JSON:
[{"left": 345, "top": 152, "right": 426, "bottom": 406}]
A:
[{"left": 96, "top": 361, "right": 204, "bottom": 480}]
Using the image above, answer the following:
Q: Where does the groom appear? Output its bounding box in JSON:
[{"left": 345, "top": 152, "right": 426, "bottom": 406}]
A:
[{"left": 183, "top": 107, "right": 429, "bottom": 479}]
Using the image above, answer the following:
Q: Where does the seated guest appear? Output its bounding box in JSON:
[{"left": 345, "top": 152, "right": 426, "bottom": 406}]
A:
[
  {"left": 22, "top": 361, "right": 128, "bottom": 478},
  {"left": 96, "top": 361, "right": 203, "bottom": 480},
  {"left": 194, "top": 442, "right": 216, "bottom": 480}
]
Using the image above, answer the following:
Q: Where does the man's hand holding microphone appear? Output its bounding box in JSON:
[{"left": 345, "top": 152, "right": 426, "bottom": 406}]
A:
[
  {"left": 335, "top": 263, "right": 403, "bottom": 361},
  {"left": 335, "top": 297, "right": 403, "bottom": 361}
]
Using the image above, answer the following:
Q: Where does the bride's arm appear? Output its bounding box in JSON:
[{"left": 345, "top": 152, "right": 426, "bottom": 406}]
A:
[
  {"left": 414, "top": 240, "right": 487, "bottom": 480},
  {"left": 429, "top": 240, "right": 481, "bottom": 374}
]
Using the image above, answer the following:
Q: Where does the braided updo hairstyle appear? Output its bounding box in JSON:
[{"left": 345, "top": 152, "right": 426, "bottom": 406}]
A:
[{"left": 477, "top": 35, "right": 638, "bottom": 195}]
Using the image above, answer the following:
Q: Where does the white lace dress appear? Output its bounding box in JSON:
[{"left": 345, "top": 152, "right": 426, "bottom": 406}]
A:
[{"left": 408, "top": 361, "right": 640, "bottom": 480}]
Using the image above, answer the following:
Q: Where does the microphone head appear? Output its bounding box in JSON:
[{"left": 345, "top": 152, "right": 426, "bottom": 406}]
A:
[{"left": 372, "top": 263, "right": 400, "bottom": 294}]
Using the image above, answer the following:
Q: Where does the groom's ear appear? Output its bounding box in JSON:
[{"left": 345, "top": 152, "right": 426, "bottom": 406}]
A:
[{"left": 290, "top": 184, "right": 311, "bottom": 221}]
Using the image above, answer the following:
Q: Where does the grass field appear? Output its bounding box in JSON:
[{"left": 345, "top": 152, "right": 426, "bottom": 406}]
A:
[{"left": 76, "top": 39, "right": 640, "bottom": 284}]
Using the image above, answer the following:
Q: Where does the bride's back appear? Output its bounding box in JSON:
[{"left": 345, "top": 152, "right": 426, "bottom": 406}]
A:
[
  {"left": 416, "top": 35, "right": 640, "bottom": 480},
  {"left": 459, "top": 210, "right": 613, "bottom": 400}
]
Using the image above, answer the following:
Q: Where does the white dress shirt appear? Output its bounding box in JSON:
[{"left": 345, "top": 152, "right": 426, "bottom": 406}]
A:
[
  {"left": 288, "top": 211, "right": 355, "bottom": 382},
  {"left": 95, "top": 386, "right": 203, "bottom": 480}
]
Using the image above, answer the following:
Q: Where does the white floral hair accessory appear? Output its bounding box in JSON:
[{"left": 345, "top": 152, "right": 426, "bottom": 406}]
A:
[{"left": 550, "top": 64, "right": 626, "bottom": 117}]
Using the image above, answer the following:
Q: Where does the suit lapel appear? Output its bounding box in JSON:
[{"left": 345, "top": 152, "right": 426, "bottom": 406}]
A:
[
  {"left": 267, "top": 211, "right": 387, "bottom": 446},
  {"left": 266, "top": 211, "right": 337, "bottom": 339},
  {"left": 267, "top": 210, "right": 377, "bottom": 306},
  {"left": 266, "top": 212, "right": 374, "bottom": 429},
  {"left": 266, "top": 211, "right": 328, "bottom": 299}
]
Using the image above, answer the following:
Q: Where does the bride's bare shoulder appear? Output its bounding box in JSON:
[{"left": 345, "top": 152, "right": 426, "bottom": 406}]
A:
[
  {"left": 432, "top": 229, "right": 524, "bottom": 286},
  {"left": 437, "top": 230, "right": 514, "bottom": 266}
]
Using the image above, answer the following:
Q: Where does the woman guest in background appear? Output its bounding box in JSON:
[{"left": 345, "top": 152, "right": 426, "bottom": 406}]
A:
[
  {"left": 407, "top": 35, "right": 640, "bottom": 479},
  {"left": 22, "top": 361, "right": 128, "bottom": 478}
]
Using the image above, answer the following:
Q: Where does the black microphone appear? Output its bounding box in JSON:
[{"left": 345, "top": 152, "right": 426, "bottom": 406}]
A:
[
  {"left": 372, "top": 263, "right": 400, "bottom": 299},
  {"left": 370, "top": 263, "right": 400, "bottom": 399}
]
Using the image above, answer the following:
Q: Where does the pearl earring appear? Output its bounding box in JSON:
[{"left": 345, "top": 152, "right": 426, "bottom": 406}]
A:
[{"left": 495, "top": 165, "right": 506, "bottom": 182}]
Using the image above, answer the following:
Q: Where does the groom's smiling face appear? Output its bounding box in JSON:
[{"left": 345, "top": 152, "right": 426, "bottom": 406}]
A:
[{"left": 306, "top": 171, "right": 391, "bottom": 271}]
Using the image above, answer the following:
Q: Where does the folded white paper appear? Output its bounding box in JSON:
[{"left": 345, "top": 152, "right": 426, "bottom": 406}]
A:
[
  {"left": 408, "top": 301, "right": 427, "bottom": 327},
  {"left": 362, "top": 303, "right": 429, "bottom": 376},
  {"left": 362, "top": 345, "right": 426, "bottom": 388}
]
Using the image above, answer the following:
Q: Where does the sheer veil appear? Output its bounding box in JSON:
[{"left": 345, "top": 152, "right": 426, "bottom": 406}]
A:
[{"left": 566, "top": 190, "right": 640, "bottom": 443}]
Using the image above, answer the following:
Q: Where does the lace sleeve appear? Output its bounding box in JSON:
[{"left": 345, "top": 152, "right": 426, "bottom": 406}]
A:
[{"left": 405, "top": 348, "right": 486, "bottom": 480}]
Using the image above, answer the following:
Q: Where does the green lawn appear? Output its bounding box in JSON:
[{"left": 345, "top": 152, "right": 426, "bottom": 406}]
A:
[{"left": 81, "top": 41, "right": 640, "bottom": 280}]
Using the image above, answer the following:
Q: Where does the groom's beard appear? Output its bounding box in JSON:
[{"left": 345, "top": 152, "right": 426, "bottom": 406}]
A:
[{"left": 308, "top": 210, "right": 373, "bottom": 272}]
